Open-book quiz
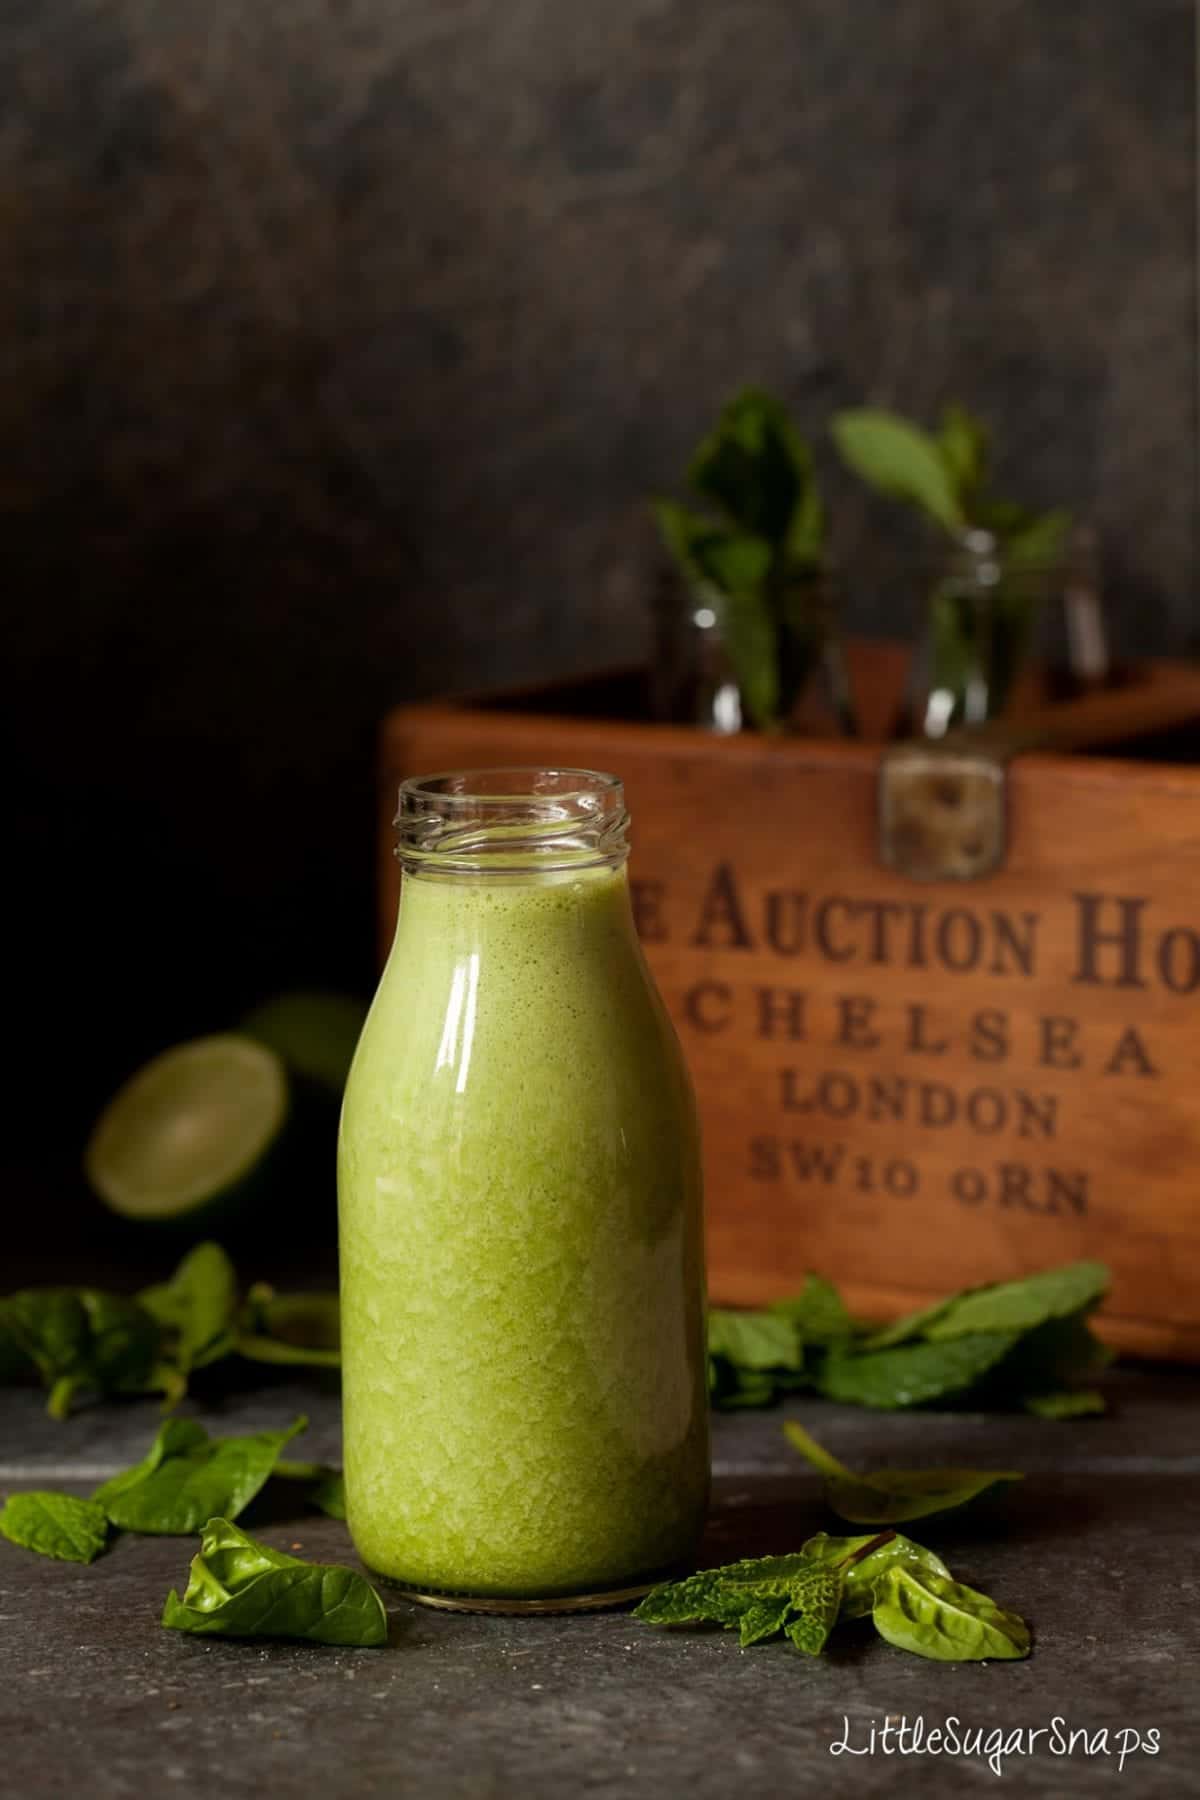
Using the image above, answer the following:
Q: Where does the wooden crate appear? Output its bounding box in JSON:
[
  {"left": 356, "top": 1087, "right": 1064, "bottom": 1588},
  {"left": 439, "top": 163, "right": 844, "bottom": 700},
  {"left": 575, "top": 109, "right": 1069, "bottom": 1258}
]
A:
[{"left": 379, "top": 647, "right": 1200, "bottom": 1360}]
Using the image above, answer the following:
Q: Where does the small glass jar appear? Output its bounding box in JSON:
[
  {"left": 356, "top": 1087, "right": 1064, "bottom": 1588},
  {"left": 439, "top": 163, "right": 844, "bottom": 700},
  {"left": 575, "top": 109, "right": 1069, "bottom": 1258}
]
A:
[
  {"left": 912, "top": 531, "right": 1058, "bottom": 737},
  {"left": 652, "top": 564, "right": 857, "bottom": 736},
  {"left": 338, "top": 769, "right": 710, "bottom": 1612}
]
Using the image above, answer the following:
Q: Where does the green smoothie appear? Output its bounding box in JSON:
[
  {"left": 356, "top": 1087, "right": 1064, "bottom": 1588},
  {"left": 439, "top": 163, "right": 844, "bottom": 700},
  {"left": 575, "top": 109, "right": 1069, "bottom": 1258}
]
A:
[{"left": 338, "top": 837, "right": 709, "bottom": 1603}]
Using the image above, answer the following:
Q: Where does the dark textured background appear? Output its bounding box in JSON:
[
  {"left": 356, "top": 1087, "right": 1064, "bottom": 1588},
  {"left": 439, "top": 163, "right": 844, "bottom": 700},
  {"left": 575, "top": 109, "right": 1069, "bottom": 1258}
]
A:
[{"left": 4, "top": 0, "right": 1197, "bottom": 1170}]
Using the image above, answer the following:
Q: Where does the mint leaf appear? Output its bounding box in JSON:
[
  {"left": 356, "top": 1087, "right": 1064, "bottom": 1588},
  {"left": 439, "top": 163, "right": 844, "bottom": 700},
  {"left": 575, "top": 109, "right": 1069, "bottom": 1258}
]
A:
[
  {"left": 922, "top": 1262, "right": 1109, "bottom": 1340},
  {"left": 831, "top": 409, "right": 964, "bottom": 532},
  {"left": 162, "top": 1517, "right": 387, "bottom": 1647},
  {"left": 635, "top": 1549, "right": 851, "bottom": 1654},
  {"left": 708, "top": 1310, "right": 802, "bottom": 1373},
  {"left": 801, "top": 1531, "right": 951, "bottom": 1619},
  {"left": 95, "top": 1417, "right": 307, "bottom": 1534},
  {"left": 770, "top": 1275, "right": 854, "bottom": 1344},
  {"left": 737, "top": 1596, "right": 793, "bottom": 1647},
  {"left": 871, "top": 1565, "right": 1030, "bottom": 1662},
  {"left": 780, "top": 1564, "right": 844, "bottom": 1655},
  {"left": 0, "top": 1491, "right": 109, "bottom": 1563},
  {"left": 815, "top": 1332, "right": 1020, "bottom": 1410}
]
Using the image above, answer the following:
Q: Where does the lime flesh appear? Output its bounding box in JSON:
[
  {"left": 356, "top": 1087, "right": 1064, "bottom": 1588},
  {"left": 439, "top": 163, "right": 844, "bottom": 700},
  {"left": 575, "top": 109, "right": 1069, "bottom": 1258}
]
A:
[{"left": 85, "top": 1035, "right": 289, "bottom": 1223}]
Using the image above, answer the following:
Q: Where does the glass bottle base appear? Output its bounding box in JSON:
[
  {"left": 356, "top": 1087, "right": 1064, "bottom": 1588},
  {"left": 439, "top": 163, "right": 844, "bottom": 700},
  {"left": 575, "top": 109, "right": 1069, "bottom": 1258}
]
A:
[{"left": 367, "top": 1569, "right": 665, "bottom": 1616}]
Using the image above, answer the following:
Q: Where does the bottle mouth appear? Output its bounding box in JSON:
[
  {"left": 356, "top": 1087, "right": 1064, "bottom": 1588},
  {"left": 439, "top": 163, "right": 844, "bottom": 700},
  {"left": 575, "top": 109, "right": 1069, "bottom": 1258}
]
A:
[{"left": 395, "top": 767, "right": 630, "bottom": 875}]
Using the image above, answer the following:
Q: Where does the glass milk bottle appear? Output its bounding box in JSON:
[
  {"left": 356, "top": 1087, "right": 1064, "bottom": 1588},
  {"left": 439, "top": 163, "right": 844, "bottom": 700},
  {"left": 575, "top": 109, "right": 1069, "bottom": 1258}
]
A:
[{"left": 338, "top": 769, "right": 709, "bottom": 1611}]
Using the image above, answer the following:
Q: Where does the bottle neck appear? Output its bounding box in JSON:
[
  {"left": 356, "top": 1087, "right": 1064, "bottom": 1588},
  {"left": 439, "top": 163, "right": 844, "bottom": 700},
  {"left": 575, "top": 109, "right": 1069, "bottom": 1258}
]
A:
[{"left": 395, "top": 768, "right": 629, "bottom": 880}]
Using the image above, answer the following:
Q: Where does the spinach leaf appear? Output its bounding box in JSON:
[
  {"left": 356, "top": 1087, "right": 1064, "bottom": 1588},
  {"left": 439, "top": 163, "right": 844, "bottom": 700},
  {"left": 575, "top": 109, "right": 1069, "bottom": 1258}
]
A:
[
  {"left": 871, "top": 1565, "right": 1030, "bottom": 1662},
  {"left": 0, "top": 1288, "right": 169, "bottom": 1418},
  {"left": 162, "top": 1517, "right": 387, "bottom": 1647},
  {"left": 92, "top": 1419, "right": 209, "bottom": 1506},
  {"left": 801, "top": 1531, "right": 951, "bottom": 1619},
  {"left": 0, "top": 1490, "right": 110, "bottom": 1563},
  {"left": 138, "top": 1244, "right": 239, "bottom": 1377},
  {"left": 784, "top": 1421, "right": 1022, "bottom": 1524},
  {"left": 815, "top": 1331, "right": 1020, "bottom": 1410},
  {"left": 95, "top": 1417, "right": 306, "bottom": 1534}
]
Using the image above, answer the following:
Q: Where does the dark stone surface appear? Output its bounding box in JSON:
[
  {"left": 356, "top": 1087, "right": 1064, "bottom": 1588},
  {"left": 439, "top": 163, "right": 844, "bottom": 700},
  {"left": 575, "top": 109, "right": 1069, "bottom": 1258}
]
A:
[
  {"left": 7, "top": 0, "right": 1198, "bottom": 1226},
  {"left": 2, "top": 1369, "right": 1196, "bottom": 1796}
]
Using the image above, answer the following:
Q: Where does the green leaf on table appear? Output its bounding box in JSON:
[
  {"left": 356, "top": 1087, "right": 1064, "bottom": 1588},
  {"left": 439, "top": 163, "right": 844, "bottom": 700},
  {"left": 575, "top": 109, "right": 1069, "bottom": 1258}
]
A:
[
  {"left": 708, "top": 1300, "right": 812, "bottom": 1410},
  {"left": 95, "top": 1416, "right": 307, "bottom": 1534},
  {"left": 862, "top": 1295, "right": 963, "bottom": 1351},
  {"left": 922, "top": 1262, "right": 1109, "bottom": 1340},
  {"left": 92, "top": 1418, "right": 209, "bottom": 1505},
  {"left": 273, "top": 1461, "right": 347, "bottom": 1519},
  {"left": 871, "top": 1565, "right": 1030, "bottom": 1662},
  {"left": 1023, "top": 1388, "right": 1106, "bottom": 1419},
  {"left": 708, "top": 1309, "right": 802, "bottom": 1373},
  {"left": 0, "top": 1490, "right": 110, "bottom": 1563},
  {"left": 801, "top": 1531, "right": 951, "bottom": 1619},
  {"left": 138, "top": 1243, "right": 239, "bottom": 1379},
  {"left": 770, "top": 1274, "right": 855, "bottom": 1344},
  {"left": 831, "top": 409, "right": 964, "bottom": 532},
  {"left": 162, "top": 1517, "right": 387, "bottom": 1647},
  {"left": 708, "top": 1361, "right": 783, "bottom": 1410},
  {"left": 783, "top": 1421, "right": 1022, "bottom": 1524},
  {"left": 737, "top": 1595, "right": 793, "bottom": 1647},
  {"left": 995, "top": 1312, "right": 1114, "bottom": 1414},
  {"left": 780, "top": 1565, "right": 845, "bottom": 1655},
  {"left": 815, "top": 1331, "right": 1020, "bottom": 1410},
  {"left": 311, "top": 1471, "right": 346, "bottom": 1519},
  {"left": 634, "top": 1549, "right": 845, "bottom": 1654},
  {"left": 851, "top": 1264, "right": 1112, "bottom": 1414},
  {"left": 0, "top": 1288, "right": 170, "bottom": 1419}
]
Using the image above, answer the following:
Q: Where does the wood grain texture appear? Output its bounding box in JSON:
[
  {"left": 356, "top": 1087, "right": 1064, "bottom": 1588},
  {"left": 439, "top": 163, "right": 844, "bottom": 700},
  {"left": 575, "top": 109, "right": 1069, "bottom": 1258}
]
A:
[{"left": 379, "top": 679, "right": 1200, "bottom": 1358}]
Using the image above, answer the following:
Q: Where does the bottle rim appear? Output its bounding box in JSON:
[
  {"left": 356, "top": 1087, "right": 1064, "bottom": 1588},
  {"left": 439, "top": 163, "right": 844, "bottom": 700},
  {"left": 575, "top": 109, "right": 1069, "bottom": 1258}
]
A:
[{"left": 394, "top": 767, "right": 630, "bottom": 876}]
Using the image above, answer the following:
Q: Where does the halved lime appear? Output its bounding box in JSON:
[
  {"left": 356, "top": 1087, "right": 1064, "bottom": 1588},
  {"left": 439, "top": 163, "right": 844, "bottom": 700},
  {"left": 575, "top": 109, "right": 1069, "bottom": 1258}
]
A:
[
  {"left": 240, "top": 991, "right": 367, "bottom": 1097},
  {"left": 85, "top": 1034, "right": 289, "bottom": 1230}
]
